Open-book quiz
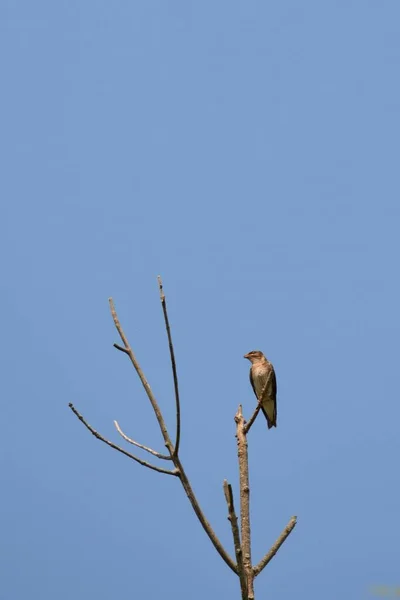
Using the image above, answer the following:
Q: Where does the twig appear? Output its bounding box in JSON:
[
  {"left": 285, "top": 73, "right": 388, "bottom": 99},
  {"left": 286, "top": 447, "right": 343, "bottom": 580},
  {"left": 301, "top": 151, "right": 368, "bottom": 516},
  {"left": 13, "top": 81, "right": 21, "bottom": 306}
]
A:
[
  {"left": 244, "top": 371, "right": 272, "bottom": 435},
  {"left": 113, "top": 420, "right": 172, "bottom": 460},
  {"left": 235, "top": 404, "right": 254, "bottom": 599},
  {"left": 114, "top": 344, "right": 129, "bottom": 354},
  {"left": 243, "top": 401, "right": 262, "bottom": 435},
  {"left": 223, "top": 480, "right": 248, "bottom": 600},
  {"left": 253, "top": 516, "right": 297, "bottom": 577},
  {"left": 157, "top": 276, "right": 181, "bottom": 457},
  {"left": 109, "top": 298, "right": 174, "bottom": 454},
  {"left": 69, "top": 403, "right": 178, "bottom": 477}
]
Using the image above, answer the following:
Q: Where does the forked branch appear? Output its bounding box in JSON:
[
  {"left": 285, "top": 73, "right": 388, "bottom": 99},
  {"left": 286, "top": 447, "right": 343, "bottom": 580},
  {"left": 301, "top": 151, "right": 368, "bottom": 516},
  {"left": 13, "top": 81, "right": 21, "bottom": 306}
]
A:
[
  {"left": 70, "top": 282, "right": 237, "bottom": 575},
  {"left": 113, "top": 420, "right": 172, "bottom": 460},
  {"left": 109, "top": 298, "right": 174, "bottom": 454},
  {"left": 234, "top": 397, "right": 297, "bottom": 599},
  {"left": 69, "top": 403, "right": 178, "bottom": 476}
]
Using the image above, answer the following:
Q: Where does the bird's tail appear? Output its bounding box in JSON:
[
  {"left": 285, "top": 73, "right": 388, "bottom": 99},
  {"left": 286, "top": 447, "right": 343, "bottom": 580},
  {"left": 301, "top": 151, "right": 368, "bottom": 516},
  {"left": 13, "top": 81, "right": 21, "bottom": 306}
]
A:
[{"left": 261, "top": 403, "right": 277, "bottom": 429}]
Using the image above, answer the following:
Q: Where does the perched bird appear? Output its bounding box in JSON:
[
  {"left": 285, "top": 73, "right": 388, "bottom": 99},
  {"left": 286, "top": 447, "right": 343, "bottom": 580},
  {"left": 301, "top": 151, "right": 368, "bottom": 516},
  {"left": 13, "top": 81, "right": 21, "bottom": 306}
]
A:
[{"left": 244, "top": 350, "right": 277, "bottom": 428}]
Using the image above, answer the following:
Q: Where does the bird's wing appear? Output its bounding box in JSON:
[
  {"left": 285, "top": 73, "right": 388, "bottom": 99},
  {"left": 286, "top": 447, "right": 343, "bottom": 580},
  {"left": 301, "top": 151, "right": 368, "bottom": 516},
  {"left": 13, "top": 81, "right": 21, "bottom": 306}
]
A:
[
  {"left": 249, "top": 368, "right": 257, "bottom": 398},
  {"left": 270, "top": 366, "right": 277, "bottom": 398},
  {"left": 269, "top": 366, "right": 277, "bottom": 427},
  {"left": 260, "top": 366, "right": 277, "bottom": 428}
]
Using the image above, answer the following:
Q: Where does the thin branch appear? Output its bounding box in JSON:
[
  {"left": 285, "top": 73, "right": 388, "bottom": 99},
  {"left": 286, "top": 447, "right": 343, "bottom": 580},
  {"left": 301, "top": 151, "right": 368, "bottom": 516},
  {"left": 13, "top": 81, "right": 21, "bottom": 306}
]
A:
[
  {"left": 114, "top": 343, "right": 129, "bottom": 354},
  {"left": 114, "top": 420, "right": 172, "bottom": 460},
  {"left": 109, "top": 298, "right": 174, "bottom": 454},
  {"left": 157, "top": 275, "right": 181, "bottom": 457},
  {"left": 174, "top": 455, "right": 238, "bottom": 574},
  {"left": 253, "top": 516, "right": 297, "bottom": 577},
  {"left": 235, "top": 404, "right": 254, "bottom": 599},
  {"left": 243, "top": 400, "right": 262, "bottom": 435},
  {"left": 244, "top": 371, "right": 273, "bottom": 435},
  {"left": 223, "top": 480, "right": 248, "bottom": 600},
  {"left": 69, "top": 403, "right": 178, "bottom": 477}
]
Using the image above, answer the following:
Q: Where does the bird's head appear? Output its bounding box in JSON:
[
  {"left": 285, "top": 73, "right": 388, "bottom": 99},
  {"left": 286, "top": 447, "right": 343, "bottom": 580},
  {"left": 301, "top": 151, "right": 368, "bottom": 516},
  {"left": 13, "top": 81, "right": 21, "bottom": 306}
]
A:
[{"left": 244, "top": 350, "right": 266, "bottom": 364}]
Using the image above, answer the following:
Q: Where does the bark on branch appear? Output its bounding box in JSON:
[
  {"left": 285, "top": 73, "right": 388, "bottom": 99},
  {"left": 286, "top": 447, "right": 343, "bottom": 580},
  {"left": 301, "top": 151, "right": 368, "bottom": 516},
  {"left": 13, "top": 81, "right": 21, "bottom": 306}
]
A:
[
  {"left": 236, "top": 405, "right": 255, "bottom": 599},
  {"left": 224, "top": 480, "right": 248, "bottom": 600}
]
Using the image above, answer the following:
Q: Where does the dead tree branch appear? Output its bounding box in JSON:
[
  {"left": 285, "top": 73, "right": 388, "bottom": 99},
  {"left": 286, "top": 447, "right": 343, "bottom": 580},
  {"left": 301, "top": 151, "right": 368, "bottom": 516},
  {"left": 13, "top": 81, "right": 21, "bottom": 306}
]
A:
[
  {"left": 109, "top": 298, "right": 174, "bottom": 454},
  {"left": 113, "top": 420, "right": 172, "bottom": 460},
  {"left": 69, "top": 403, "right": 178, "bottom": 476},
  {"left": 110, "top": 294, "right": 236, "bottom": 573},
  {"left": 243, "top": 401, "right": 262, "bottom": 435},
  {"left": 173, "top": 455, "right": 237, "bottom": 573},
  {"left": 157, "top": 275, "right": 181, "bottom": 457},
  {"left": 253, "top": 516, "right": 297, "bottom": 577},
  {"left": 235, "top": 405, "right": 254, "bottom": 599},
  {"left": 70, "top": 285, "right": 237, "bottom": 575},
  {"left": 224, "top": 480, "right": 248, "bottom": 600},
  {"left": 234, "top": 398, "right": 297, "bottom": 599}
]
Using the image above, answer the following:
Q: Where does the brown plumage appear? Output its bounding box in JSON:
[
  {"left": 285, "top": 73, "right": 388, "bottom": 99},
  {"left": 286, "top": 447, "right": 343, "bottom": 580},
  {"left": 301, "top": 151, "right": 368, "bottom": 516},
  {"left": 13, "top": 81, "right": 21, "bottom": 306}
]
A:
[{"left": 244, "top": 350, "right": 277, "bottom": 428}]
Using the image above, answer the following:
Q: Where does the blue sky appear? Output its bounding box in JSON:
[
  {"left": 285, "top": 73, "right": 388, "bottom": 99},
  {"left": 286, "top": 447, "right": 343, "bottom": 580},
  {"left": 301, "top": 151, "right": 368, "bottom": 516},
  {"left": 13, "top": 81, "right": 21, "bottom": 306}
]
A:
[{"left": 1, "top": 2, "right": 400, "bottom": 599}]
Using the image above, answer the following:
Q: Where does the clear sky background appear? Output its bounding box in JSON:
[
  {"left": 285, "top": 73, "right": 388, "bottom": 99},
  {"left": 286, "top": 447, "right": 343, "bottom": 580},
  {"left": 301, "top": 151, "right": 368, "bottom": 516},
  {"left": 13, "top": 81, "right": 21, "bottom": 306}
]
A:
[{"left": 1, "top": 2, "right": 399, "bottom": 599}]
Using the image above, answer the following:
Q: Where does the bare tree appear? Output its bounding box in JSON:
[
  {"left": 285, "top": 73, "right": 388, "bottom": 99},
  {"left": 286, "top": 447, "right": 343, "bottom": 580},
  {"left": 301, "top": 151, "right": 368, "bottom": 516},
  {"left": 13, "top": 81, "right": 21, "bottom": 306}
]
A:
[{"left": 69, "top": 277, "right": 297, "bottom": 600}]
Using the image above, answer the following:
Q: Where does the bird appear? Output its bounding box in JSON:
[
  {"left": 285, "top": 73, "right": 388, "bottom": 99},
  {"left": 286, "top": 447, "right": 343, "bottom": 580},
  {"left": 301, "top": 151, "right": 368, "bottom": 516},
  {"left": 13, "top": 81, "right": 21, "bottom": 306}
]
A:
[{"left": 244, "top": 350, "right": 277, "bottom": 428}]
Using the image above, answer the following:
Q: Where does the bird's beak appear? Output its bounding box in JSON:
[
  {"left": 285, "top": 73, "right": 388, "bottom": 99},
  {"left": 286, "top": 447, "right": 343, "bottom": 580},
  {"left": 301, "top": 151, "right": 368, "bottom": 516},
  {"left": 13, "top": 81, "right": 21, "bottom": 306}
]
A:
[{"left": 243, "top": 353, "right": 250, "bottom": 359}]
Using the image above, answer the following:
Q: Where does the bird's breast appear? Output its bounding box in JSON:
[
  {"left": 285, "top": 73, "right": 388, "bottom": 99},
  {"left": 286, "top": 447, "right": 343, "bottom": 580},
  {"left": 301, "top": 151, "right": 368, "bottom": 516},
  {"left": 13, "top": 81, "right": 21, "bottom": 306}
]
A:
[{"left": 252, "top": 364, "right": 271, "bottom": 396}]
